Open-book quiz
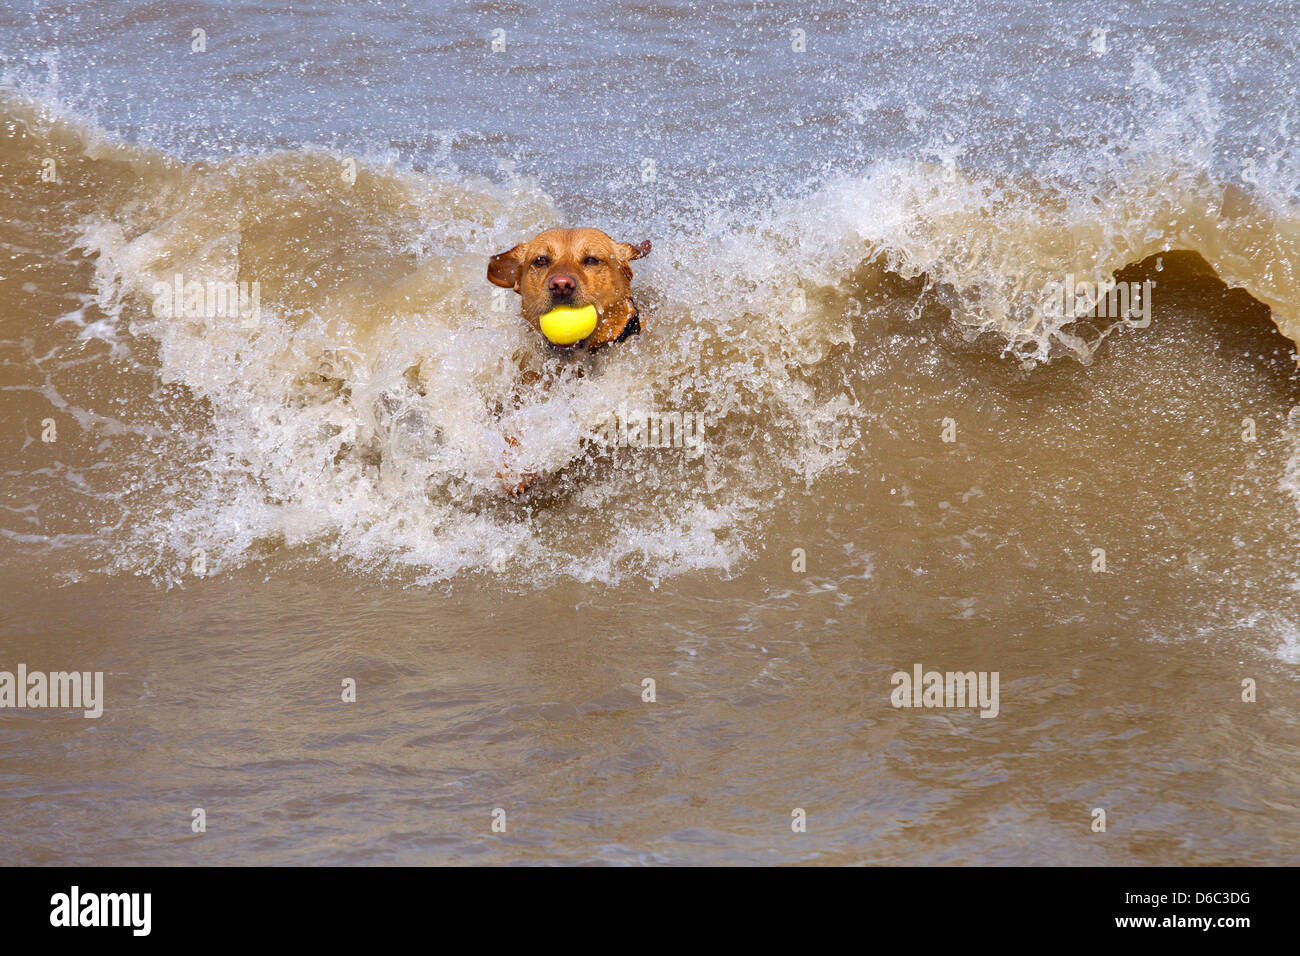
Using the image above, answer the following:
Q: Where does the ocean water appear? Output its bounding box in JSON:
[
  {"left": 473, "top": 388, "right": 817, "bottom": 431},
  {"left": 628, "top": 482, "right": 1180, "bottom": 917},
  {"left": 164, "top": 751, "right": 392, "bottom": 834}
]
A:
[{"left": 2, "top": 0, "right": 1299, "bottom": 864}]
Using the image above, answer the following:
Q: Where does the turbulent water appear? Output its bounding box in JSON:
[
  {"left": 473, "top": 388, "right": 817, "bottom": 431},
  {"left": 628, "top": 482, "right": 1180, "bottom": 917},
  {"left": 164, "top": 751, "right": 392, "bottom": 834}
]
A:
[{"left": 2, "top": 1, "right": 1300, "bottom": 865}]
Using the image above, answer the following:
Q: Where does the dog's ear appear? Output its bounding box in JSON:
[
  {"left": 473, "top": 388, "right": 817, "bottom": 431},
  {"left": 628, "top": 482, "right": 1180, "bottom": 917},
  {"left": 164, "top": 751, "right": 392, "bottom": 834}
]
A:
[
  {"left": 614, "top": 239, "right": 651, "bottom": 281},
  {"left": 617, "top": 239, "right": 651, "bottom": 262},
  {"left": 488, "top": 244, "right": 526, "bottom": 289}
]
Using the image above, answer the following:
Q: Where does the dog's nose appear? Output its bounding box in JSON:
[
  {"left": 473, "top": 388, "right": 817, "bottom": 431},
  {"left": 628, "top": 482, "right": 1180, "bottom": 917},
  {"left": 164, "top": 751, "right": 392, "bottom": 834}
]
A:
[{"left": 548, "top": 274, "right": 576, "bottom": 297}]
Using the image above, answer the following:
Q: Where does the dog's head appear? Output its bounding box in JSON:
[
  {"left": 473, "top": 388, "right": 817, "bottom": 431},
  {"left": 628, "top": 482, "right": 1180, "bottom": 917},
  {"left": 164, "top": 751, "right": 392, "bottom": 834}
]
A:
[{"left": 488, "top": 227, "right": 651, "bottom": 350}]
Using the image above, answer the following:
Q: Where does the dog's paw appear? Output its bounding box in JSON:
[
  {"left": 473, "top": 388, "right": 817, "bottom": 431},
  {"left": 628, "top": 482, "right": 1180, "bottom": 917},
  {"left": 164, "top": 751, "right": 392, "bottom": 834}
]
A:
[
  {"left": 496, "top": 435, "right": 538, "bottom": 497},
  {"left": 498, "top": 470, "right": 539, "bottom": 497}
]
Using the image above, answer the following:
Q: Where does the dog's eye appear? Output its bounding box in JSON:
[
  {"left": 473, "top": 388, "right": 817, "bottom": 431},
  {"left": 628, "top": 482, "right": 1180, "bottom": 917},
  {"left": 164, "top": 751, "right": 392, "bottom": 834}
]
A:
[
  {"left": 583, "top": 256, "right": 601, "bottom": 266},
  {"left": 533, "top": 256, "right": 549, "bottom": 268}
]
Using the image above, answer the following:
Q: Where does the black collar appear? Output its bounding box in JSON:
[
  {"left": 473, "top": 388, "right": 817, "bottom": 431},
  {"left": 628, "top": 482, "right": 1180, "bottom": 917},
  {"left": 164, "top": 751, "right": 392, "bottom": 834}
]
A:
[{"left": 613, "top": 301, "right": 640, "bottom": 343}]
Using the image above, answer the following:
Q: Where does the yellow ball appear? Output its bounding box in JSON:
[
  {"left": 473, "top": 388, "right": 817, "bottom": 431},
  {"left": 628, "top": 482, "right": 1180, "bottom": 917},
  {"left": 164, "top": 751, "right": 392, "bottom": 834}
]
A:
[{"left": 539, "top": 304, "right": 598, "bottom": 345}]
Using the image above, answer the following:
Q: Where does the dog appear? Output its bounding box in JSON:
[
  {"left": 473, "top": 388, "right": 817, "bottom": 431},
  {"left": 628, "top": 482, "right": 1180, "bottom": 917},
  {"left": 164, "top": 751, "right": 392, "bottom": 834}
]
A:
[
  {"left": 487, "top": 227, "right": 651, "bottom": 494},
  {"left": 488, "top": 228, "right": 652, "bottom": 349}
]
